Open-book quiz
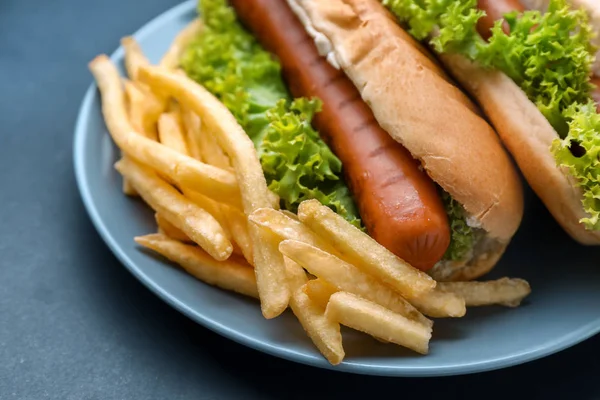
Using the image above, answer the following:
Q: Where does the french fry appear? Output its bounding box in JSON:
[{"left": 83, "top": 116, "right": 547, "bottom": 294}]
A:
[
  {"left": 249, "top": 208, "right": 463, "bottom": 317},
  {"left": 304, "top": 278, "right": 337, "bottom": 310},
  {"left": 176, "top": 111, "right": 253, "bottom": 261},
  {"left": 325, "top": 292, "right": 432, "bottom": 355},
  {"left": 221, "top": 204, "right": 254, "bottom": 265},
  {"left": 283, "top": 257, "right": 345, "bottom": 365},
  {"left": 197, "top": 117, "right": 232, "bottom": 170},
  {"left": 156, "top": 210, "right": 249, "bottom": 259},
  {"left": 248, "top": 208, "right": 338, "bottom": 254},
  {"left": 408, "top": 289, "right": 466, "bottom": 318},
  {"left": 155, "top": 212, "right": 192, "bottom": 243},
  {"left": 181, "top": 108, "right": 203, "bottom": 160},
  {"left": 138, "top": 64, "right": 289, "bottom": 319},
  {"left": 121, "top": 36, "right": 149, "bottom": 81},
  {"left": 121, "top": 177, "right": 138, "bottom": 196},
  {"left": 281, "top": 210, "right": 299, "bottom": 221},
  {"left": 251, "top": 226, "right": 290, "bottom": 316},
  {"left": 180, "top": 187, "right": 233, "bottom": 242},
  {"left": 267, "top": 190, "right": 281, "bottom": 210},
  {"left": 135, "top": 234, "right": 258, "bottom": 298},
  {"left": 438, "top": 278, "right": 531, "bottom": 307},
  {"left": 88, "top": 55, "right": 242, "bottom": 207},
  {"left": 157, "top": 111, "right": 189, "bottom": 155},
  {"left": 124, "top": 80, "right": 159, "bottom": 141},
  {"left": 279, "top": 240, "right": 432, "bottom": 328},
  {"left": 297, "top": 199, "right": 436, "bottom": 298},
  {"left": 120, "top": 35, "right": 167, "bottom": 136},
  {"left": 284, "top": 257, "right": 308, "bottom": 290},
  {"left": 160, "top": 18, "right": 204, "bottom": 69},
  {"left": 115, "top": 157, "right": 233, "bottom": 261}
]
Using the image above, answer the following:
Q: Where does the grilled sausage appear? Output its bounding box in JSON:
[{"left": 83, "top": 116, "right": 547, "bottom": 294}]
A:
[{"left": 228, "top": 0, "right": 451, "bottom": 271}]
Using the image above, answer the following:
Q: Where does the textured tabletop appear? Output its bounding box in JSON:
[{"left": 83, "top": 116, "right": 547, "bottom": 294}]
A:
[{"left": 1, "top": 0, "right": 600, "bottom": 398}]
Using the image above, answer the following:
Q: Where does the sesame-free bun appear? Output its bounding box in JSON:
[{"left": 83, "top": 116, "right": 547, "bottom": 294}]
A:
[
  {"left": 439, "top": 53, "right": 600, "bottom": 245},
  {"left": 287, "top": 0, "right": 525, "bottom": 280}
]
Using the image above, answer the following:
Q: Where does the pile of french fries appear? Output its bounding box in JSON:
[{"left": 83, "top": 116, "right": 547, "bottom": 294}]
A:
[{"left": 88, "top": 20, "right": 532, "bottom": 365}]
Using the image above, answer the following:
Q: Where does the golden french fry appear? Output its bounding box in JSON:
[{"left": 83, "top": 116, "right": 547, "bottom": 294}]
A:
[
  {"left": 283, "top": 257, "right": 345, "bottom": 365},
  {"left": 156, "top": 210, "right": 248, "bottom": 258},
  {"left": 121, "top": 36, "right": 167, "bottom": 132},
  {"left": 138, "top": 64, "right": 289, "bottom": 319},
  {"left": 221, "top": 204, "right": 254, "bottom": 265},
  {"left": 267, "top": 190, "right": 280, "bottom": 210},
  {"left": 248, "top": 208, "right": 337, "bottom": 253},
  {"left": 291, "top": 283, "right": 345, "bottom": 365},
  {"left": 297, "top": 199, "right": 436, "bottom": 298},
  {"left": 160, "top": 19, "right": 204, "bottom": 69},
  {"left": 88, "top": 55, "right": 241, "bottom": 207},
  {"left": 121, "top": 178, "right": 138, "bottom": 196},
  {"left": 284, "top": 257, "right": 308, "bottom": 290},
  {"left": 438, "top": 278, "right": 531, "bottom": 307},
  {"left": 408, "top": 288, "right": 466, "bottom": 318},
  {"left": 281, "top": 210, "right": 299, "bottom": 220},
  {"left": 121, "top": 36, "right": 149, "bottom": 81},
  {"left": 303, "top": 278, "right": 337, "bottom": 310},
  {"left": 124, "top": 80, "right": 158, "bottom": 140},
  {"left": 154, "top": 213, "right": 192, "bottom": 243},
  {"left": 251, "top": 226, "right": 290, "bottom": 317},
  {"left": 115, "top": 157, "right": 233, "bottom": 261},
  {"left": 181, "top": 187, "right": 233, "bottom": 241},
  {"left": 279, "top": 240, "right": 432, "bottom": 328},
  {"left": 325, "top": 292, "right": 432, "bottom": 355},
  {"left": 157, "top": 111, "right": 189, "bottom": 155},
  {"left": 197, "top": 118, "right": 232, "bottom": 170},
  {"left": 181, "top": 108, "right": 203, "bottom": 160},
  {"left": 135, "top": 234, "right": 258, "bottom": 298},
  {"left": 250, "top": 207, "right": 463, "bottom": 317}
]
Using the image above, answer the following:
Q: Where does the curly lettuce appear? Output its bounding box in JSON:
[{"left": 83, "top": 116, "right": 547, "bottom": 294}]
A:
[
  {"left": 181, "top": 0, "right": 361, "bottom": 227},
  {"left": 552, "top": 102, "right": 600, "bottom": 230},
  {"left": 383, "top": 0, "right": 600, "bottom": 230}
]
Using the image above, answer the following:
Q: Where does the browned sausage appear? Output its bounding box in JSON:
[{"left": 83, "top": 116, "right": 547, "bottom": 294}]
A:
[
  {"left": 228, "top": 0, "right": 451, "bottom": 271},
  {"left": 477, "top": 0, "right": 526, "bottom": 39}
]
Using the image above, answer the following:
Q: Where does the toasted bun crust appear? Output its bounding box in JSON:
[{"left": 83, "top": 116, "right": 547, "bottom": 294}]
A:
[
  {"left": 520, "top": 0, "right": 600, "bottom": 75},
  {"left": 288, "top": 0, "right": 524, "bottom": 244},
  {"left": 439, "top": 53, "right": 600, "bottom": 245}
]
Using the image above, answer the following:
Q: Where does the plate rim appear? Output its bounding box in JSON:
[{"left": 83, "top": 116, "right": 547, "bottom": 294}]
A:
[{"left": 72, "top": 0, "right": 600, "bottom": 377}]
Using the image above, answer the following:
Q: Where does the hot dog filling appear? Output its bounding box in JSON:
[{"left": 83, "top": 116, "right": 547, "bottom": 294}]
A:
[
  {"left": 181, "top": 0, "right": 480, "bottom": 265},
  {"left": 382, "top": 0, "right": 600, "bottom": 231}
]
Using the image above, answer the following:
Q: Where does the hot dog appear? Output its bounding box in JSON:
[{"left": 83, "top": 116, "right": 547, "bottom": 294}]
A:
[
  {"left": 228, "top": 0, "right": 450, "bottom": 271},
  {"left": 374, "top": 0, "right": 600, "bottom": 244},
  {"left": 180, "top": 0, "right": 525, "bottom": 281}
]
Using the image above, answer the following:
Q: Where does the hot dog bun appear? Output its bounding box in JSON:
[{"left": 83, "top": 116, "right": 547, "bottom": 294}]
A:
[
  {"left": 439, "top": 53, "right": 600, "bottom": 245},
  {"left": 287, "top": 0, "right": 525, "bottom": 281}
]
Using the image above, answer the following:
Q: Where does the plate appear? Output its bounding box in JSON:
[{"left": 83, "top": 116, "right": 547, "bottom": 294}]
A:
[{"left": 74, "top": 0, "right": 600, "bottom": 377}]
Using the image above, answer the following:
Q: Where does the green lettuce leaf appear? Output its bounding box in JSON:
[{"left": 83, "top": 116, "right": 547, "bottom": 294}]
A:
[
  {"left": 383, "top": 0, "right": 600, "bottom": 230},
  {"left": 477, "top": 2, "right": 595, "bottom": 136},
  {"left": 181, "top": 0, "right": 361, "bottom": 227},
  {"left": 551, "top": 102, "right": 600, "bottom": 230}
]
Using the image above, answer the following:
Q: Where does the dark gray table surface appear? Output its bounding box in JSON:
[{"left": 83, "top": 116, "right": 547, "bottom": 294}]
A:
[{"left": 2, "top": 0, "right": 600, "bottom": 398}]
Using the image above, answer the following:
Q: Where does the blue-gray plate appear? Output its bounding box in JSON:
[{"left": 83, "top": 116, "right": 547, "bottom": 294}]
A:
[{"left": 73, "top": 0, "right": 600, "bottom": 377}]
